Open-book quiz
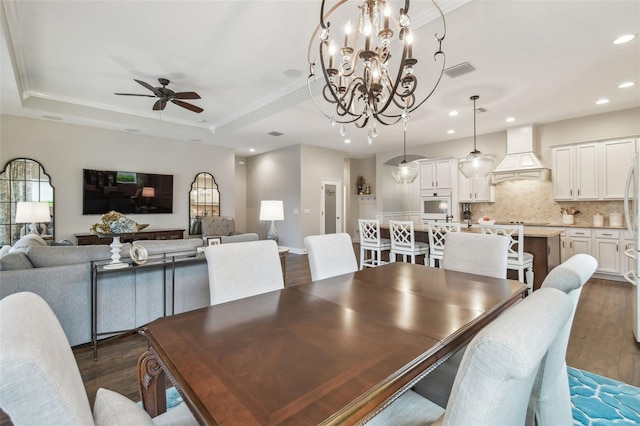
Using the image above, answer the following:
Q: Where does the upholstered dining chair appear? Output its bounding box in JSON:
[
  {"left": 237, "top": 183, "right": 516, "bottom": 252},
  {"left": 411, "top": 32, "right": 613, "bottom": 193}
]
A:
[
  {"left": 526, "top": 254, "right": 597, "bottom": 426},
  {"left": 0, "top": 291, "right": 197, "bottom": 426},
  {"left": 426, "top": 222, "right": 461, "bottom": 267},
  {"left": 367, "top": 287, "right": 573, "bottom": 426},
  {"left": 441, "top": 232, "right": 509, "bottom": 278},
  {"left": 358, "top": 219, "right": 392, "bottom": 269},
  {"left": 204, "top": 239, "right": 284, "bottom": 305},
  {"left": 481, "top": 224, "right": 534, "bottom": 292},
  {"left": 304, "top": 233, "right": 358, "bottom": 281},
  {"left": 388, "top": 220, "right": 429, "bottom": 264}
]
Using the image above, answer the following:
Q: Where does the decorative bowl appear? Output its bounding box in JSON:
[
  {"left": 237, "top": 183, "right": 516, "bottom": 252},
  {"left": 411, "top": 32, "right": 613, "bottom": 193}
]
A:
[{"left": 478, "top": 218, "right": 496, "bottom": 225}]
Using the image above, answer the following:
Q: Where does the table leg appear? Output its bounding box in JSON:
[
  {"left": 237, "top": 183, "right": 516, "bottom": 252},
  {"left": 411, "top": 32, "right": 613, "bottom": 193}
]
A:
[{"left": 138, "top": 350, "right": 167, "bottom": 417}]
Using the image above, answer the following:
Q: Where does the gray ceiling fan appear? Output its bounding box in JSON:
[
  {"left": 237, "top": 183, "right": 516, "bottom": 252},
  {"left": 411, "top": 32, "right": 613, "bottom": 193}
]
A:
[{"left": 115, "top": 78, "right": 203, "bottom": 113}]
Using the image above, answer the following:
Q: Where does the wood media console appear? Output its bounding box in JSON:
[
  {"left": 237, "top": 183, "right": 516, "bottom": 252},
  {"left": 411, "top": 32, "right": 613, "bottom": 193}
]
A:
[{"left": 75, "top": 228, "right": 185, "bottom": 245}]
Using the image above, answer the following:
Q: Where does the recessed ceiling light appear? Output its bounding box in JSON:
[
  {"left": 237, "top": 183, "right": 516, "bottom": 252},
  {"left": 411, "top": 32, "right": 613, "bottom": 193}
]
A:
[
  {"left": 447, "top": 129, "right": 455, "bottom": 134},
  {"left": 249, "top": 148, "right": 255, "bottom": 153},
  {"left": 596, "top": 98, "right": 610, "bottom": 105},
  {"left": 619, "top": 81, "right": 635, "bottom": 88},
  {"left": 344, "top": 139, "right": 351, "bottom": 144},
  {"left": 42, "top": 115, "right": 62, "bottom": 120},
  {"left": 197, "top": 118, "right": 207, "bottom": 123},
  {"left": 448, "top": 111, "right": 458, "bottom": 117},
  {"left": 613, "top": 34, "right": 636, "bottom": 44},
  {"left": 190, "top": 138, "right": 202, "bottom": 142},
  {"left": 505, "top": 117, "right": 516, "bottom": 123}
]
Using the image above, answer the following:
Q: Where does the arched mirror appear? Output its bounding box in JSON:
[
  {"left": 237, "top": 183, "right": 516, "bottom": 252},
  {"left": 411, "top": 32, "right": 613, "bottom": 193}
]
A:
[
  {"left": 0, "top": 158, "right": 55, "bottom": 245},
  {"left": 188, "top": 172, "right": 219, "bottom": 235}
]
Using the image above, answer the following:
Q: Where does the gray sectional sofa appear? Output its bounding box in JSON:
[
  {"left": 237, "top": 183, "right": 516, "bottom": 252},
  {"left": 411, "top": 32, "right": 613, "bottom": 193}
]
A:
[{"left": 0, "top": 238, "right": 210, "bottom": 347}]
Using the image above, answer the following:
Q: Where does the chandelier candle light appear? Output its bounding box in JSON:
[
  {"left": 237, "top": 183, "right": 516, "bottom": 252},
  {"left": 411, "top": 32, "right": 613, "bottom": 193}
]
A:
[
  {"left": 259, "top": 200, "right": 284, "bottom": 244},
  {"left": 458, "top": 95, "right": 495, "bottom": 178},
  {"left": 307, "top": 0, "right": 447, "bottom": 143}
]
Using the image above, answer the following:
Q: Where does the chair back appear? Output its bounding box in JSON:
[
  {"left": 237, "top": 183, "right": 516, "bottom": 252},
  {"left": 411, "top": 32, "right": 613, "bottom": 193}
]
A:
[
  {"left": 204, "top": 240, "right": 284, "bottom": 305},
  {"left": 0, "top": 292, "right": 95, "bottom": 425},
  {"left": 481, "top": 224, "right": 524, "bottom": 264},
  {"left": 426, "top": 222, "right": 461, "bottom": 256},
  {"left": 442, "top": 288, "right": 573, "bottom": 425},
  {"left": 526, "top": 254, "right": 597, "bottom": 426},
  {"left": 389, "top": 220, "right": 418, "bottom": 252},
  {"left": 304, "top": 233, "right": 358, "bottom": 281},
  {"left": 442, "top": 232, "right": 509, "bottom": 278},
  {"left": 358, "top": 219, "right": 383, "bottom": 247}
]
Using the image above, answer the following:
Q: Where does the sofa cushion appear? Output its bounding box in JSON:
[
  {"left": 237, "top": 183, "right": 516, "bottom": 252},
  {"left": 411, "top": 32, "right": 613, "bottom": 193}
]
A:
[
  {"left": 93, "top": 388, "right": 154, "bottom": 426},
  {"left": 10, "top": 234, "right": 48, "bottom": 252},
  {"left": 26, "top": 245, "right": 129, "bottom": 268},
  {"left": 0, "top": 245, "right": 11, "bottom": 259},
  {"left": 221, "top": 233, "right": 259, "bottom": 244},
  {"left": 0, "top": 252, "right": 35, "bottom": 270},
  {"left": 132, "top": 239, "right": 203, "bottom": 255}
]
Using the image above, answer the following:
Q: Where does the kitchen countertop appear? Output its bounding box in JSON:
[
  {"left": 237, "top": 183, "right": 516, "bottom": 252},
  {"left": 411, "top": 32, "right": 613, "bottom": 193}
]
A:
[{"left": 460, "top": 226, "right": 563, "bottom": 238}]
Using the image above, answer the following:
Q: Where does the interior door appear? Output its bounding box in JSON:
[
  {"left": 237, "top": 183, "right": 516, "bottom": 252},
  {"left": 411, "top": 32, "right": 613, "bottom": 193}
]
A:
[{"left": 321, "top": 179, "right": 341, "bottom": 234}]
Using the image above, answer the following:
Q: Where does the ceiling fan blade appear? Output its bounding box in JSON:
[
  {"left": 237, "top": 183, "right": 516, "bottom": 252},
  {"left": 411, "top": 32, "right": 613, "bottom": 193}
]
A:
[
  {"left": 171, "top": 100, "right": 203, "bottom": 113},
  {"left": 153, "top": 100, "right": 167, "bottom": 111},
  {"left": 134, "top": 79, "right": 162, "bottom": 97},
  {"left": 114, "top": 93, "right": 156, "bottom": 97},
  {"left": 173, "top": 92, "right": 201, "bottom": 100}
]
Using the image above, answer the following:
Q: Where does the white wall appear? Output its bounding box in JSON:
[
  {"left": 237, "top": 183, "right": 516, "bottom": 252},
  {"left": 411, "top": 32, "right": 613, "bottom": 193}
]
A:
[{"left": 0, "top": 114, "right": 236, "bottom": 242}]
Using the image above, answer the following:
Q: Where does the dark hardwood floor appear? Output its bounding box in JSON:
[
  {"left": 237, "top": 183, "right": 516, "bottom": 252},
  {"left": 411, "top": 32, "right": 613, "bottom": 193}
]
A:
[{"left": 2, "top": 250, "right": 639, "bottom": 425}]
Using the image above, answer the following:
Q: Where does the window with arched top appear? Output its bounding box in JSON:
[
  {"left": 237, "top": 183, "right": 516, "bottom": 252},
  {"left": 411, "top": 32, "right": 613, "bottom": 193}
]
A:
[
  {"left": 0, "top": 158, "right": 55, "bottom": 245},
  {"left": 188, "top": 172, "right": 220, "bottom": 235}
]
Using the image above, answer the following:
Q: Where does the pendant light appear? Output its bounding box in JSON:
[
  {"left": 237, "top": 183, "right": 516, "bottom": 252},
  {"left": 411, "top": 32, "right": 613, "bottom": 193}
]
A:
[
  {"left": 458, "top": 95, "right": 495, "bottom": 178},
  {"left": 391, "top": 119, "right": 418, "bottom": 184}
]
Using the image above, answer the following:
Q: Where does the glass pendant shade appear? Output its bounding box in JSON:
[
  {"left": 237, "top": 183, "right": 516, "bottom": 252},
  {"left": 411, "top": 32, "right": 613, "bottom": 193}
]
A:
[
  {"left": 459, "top": 95, "right": 494, "bottom": 178},
  {"left": 392, "top": 160, "right": 419, "bottom": 184}
]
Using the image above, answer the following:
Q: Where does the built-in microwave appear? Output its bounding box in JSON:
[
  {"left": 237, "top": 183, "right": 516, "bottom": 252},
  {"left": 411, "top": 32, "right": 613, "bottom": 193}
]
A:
[{"left": 421, "top": 191, "right": 452, "bottom": 221}]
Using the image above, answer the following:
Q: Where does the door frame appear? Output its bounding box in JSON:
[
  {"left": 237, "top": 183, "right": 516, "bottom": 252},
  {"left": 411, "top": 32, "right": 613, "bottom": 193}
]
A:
[{"left": 320, "top": 178, "right": 342, "bottom": 234}]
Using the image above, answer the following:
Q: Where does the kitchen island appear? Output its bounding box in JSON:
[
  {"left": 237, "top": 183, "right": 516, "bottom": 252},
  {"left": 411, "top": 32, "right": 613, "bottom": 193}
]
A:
[{"left": 380, "top": 224, "right": 562, "bottom": 291}]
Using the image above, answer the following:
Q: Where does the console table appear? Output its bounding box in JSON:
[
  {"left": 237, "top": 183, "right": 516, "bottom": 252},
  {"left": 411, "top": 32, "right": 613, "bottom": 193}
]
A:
[{"left": 75, "top": 228, "right": 184, "bottom": 245}]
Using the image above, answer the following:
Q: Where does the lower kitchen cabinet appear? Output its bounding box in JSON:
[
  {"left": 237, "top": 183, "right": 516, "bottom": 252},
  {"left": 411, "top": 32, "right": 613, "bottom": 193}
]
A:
[
  {"left": 559, "top": 227, "right": 630, "bottom": 280},
  {"left": 563, "top": 228, "right": 592, "bottom": 259},
  {"left": 594, "top": 229, "right": 621, "bottom": 274}
]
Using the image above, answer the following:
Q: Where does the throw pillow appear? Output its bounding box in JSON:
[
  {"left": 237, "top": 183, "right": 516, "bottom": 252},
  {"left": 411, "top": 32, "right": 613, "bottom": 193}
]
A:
[
  {"left": 0, "top": 244, "right": 11, "bottom": 259},
  {"left": 10, "top": 233, "right": 48, "bottom": 252},
  {"left": 0, "top": 252, "right": 35, "bottom": 270},
  {"left": 93, "top": 388, "right": 154, "bottom": 426}
]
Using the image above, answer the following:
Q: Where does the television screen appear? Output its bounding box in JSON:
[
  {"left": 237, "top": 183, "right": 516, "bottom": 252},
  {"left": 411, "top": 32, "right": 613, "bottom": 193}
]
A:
[{"left": 83, "top": 169, "right": 173, "bottom": 215}]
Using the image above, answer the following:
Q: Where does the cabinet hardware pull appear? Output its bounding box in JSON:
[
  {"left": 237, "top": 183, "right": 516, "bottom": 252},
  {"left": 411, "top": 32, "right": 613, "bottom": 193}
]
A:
[
  {"left": 570, "top": 189, "right": 573, "bottom": 196},
  {"left": 616, "top": 244, "right": 619, "bottom": 252},
  {"left": 603, "top": 233, "right": 612, "bottom": 236},
  {"left": 577, "top": 189, "right": 580, "bottom": 196}
]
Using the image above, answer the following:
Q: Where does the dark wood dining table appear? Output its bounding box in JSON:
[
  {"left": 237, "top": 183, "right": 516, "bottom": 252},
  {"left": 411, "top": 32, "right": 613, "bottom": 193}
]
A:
[{"left": 138, "top": 262, "right": 526, "bottom": 425}]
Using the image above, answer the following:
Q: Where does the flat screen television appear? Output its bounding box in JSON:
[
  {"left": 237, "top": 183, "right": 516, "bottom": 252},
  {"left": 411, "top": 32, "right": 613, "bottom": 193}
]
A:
[{"left": 83, "top": 169, "right": 173, "bottom": 215}]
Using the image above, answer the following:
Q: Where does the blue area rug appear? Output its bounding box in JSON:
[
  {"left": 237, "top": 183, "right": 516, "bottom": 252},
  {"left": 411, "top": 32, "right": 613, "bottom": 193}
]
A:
[{"left": 569, "top": 366, "right": 640, "bottom": 425}]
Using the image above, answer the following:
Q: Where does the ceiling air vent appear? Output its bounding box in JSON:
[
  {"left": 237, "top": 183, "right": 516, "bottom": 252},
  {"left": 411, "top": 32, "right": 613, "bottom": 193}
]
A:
[
  {"left": 444, "top": 62, "right": 476, "bottom": 78},
  {"left": 268, "top": 131, "right": 284, "bottom": 137}
]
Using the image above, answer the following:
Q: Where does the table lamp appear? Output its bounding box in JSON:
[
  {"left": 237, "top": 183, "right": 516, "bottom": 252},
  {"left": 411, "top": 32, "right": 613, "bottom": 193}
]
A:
[
  {"left": 259, "top": 200, "right": 284, "bottom": 243},
  {"left": 15, "top": 201, "right": 50, "bottom": 235}
]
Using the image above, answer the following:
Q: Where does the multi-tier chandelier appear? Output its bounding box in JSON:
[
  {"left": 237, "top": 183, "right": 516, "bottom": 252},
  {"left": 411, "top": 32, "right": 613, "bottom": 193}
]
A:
[{"left": 307, "top": 0, "right": 447, "bottom": 144}]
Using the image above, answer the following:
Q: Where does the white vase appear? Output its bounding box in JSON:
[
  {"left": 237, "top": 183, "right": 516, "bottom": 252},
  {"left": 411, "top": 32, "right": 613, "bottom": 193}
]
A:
[{"left": 563, "top": 214, "right": 574, "bottom": 225}]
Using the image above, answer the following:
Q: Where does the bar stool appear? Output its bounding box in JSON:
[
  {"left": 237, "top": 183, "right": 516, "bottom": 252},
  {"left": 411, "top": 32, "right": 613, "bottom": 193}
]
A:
[
  {"left": 389, "top": 220, "right": 429, "bottom": 264},
  {"left": 358, "top": 219, "right": 391, "bottom": 269},
  {"left": 481, "top": 224, "right": 534, "bottom": 293},
  {"left": 426, "top": 222, "right": 461, "bottom": 267}
]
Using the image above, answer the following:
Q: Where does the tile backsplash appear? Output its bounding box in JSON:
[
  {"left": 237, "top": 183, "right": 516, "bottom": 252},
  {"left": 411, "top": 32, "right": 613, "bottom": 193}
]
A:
[{"left": 466, "top": 180, "right": 625, "bottom": 226}]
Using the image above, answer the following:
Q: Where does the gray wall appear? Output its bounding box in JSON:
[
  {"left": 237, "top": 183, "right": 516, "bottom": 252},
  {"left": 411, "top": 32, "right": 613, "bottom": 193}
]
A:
[{"left": 0, "top": 114, "right": 236, "bottom": 242}]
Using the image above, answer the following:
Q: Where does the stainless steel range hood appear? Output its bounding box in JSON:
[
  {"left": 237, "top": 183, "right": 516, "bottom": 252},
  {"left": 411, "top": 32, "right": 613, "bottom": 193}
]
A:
[{"left": 491, "top": 125, "right": 549, "bottom": 184}]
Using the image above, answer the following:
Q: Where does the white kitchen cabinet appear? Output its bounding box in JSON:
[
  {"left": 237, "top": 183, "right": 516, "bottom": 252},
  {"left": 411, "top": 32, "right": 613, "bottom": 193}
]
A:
[
  {"left": 563, "top": 228, "right": 593, "bottom": 261},
  {"left": 458, "top": 174, "right": 495, "bottom": 203},
  {"left": 623, "top": 231, "right": 636, "bottom": 275},
  {"left": 552, "top": 143, "right": 599, "bottom": 201},
  {"left": 594, "top": 229, "right": 620, "bottom": 274},
  {"left": 420, "top": 159, "right": 453, "bottom": 191},
  {"left": 601, "top": 138, "right": 637, "bottom": 199}
]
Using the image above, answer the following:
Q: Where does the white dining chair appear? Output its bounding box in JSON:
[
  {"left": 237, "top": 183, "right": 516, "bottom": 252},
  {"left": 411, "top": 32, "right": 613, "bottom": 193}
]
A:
[
  {"left": 358, "top": 219, "right": 391, "bottom": 269},
  {"left": 388, "top": 220, "right": 429, "bottom": 265},
  {"left": 526, "top": 254, "right": 597, "bottom": 426},
  {"left": 204, "top": 239, "right": 284, "bottom": 305},
  {"left": 0, "top": 292, "right": 197, "bottom": 426},
  {"left": 425, "top": 222, "right": 461, "bottom": 267},
  {"left": 481, "top": 224, "right": 534, "bottom": 292},
  {"left": 441, "top": 232, "right": 509, "bottom": 278},
  {"left": 367, "top": 288, "right": 573, "bottom": 426},
  {"left": 304, "top": 233, "right": 358, "bottom": 281}
]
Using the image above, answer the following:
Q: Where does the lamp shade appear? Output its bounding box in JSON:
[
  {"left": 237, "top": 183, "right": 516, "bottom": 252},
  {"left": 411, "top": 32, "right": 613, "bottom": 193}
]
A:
[
  {"left": 141, "top": 187, "right": 155, "bottom": 197},
  {"left": 15, "top": 202, "right": 50, "bottom": 223},
  {"left": 259, "top": 200, "right": 284, "bottom": 221}
]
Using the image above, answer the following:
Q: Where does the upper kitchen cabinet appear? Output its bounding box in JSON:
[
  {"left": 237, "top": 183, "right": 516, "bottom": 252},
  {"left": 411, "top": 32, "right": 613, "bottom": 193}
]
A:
[
  {"left": 458, "top": 174, "right": 495, "bottom": 203},
  {"left": 601, "top": 138, "right": 637, "bottom": 199},
  {"left": 420, "top": 159, "right": 454, "bottom": 192},
  {"left": 552, "top": 143, "right": 599, "bottom": 200},
  {"left": 552, "top": 138, "right": 638, "bottom": 201}
]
